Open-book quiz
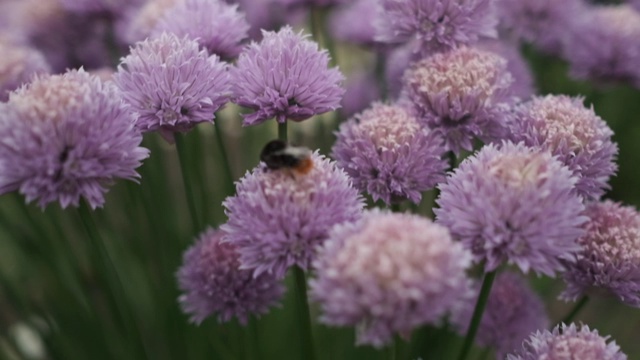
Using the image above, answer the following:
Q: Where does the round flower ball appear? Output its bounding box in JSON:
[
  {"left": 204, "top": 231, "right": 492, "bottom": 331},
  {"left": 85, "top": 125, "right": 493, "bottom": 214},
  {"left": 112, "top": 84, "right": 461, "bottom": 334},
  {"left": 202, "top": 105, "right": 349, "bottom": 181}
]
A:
[
  {"left": 310, "top": 210, "right": 472, "bottom": 347},
  {"left": 435, "top": 141, "right": 586, "bottom": 276},
  {"left": 561, "top": 200, "right": 640, "bottom": 307},
  {"left": 507, "top": 323, "right": 627, "bottom": 360},
  {"left": 452, "top": 272, "right": 549, "bottom": 359},
  {"left": 222, "top": 151, "right": 364, "bottom": 279},
  {"left": 332, "top": 102, "right": 448, "bottom": 205},
  {"left": 177, "top": 227, "right": 285, "bottom": 325},
  {"left": 511, "top": 95, "right": 618, "bottom": 200},
  {"left": 230, "top": 26, "right": 345, "bottom": 126},
  {"left": 375, "top": 0, "right": 498, "bottom": 56},
  {"left": 151, "top": 0, "right": 250, "bottom": 60},
  {"left": 0, "top": 42, "right": 50, "bottom": 101},
  {"left": 113, "top": 33, "right": 230, "bottom": 135},
  {"left": 0, "top": 69, "right": 149, "bottom": 209},
  {"left": 402, "top": 46, "right": 514, "bottom": 154}
]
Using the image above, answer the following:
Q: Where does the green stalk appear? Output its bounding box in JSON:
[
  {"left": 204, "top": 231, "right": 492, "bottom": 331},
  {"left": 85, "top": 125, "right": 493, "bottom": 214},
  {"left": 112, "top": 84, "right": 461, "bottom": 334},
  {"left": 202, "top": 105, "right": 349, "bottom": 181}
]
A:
[
  {"left": 293, "top": 267, "right": 317, "bottom": 360},
  {"left": 393, "top": 336, "right": 406, "bottom": 360},
  {"left": 456, "top": 270, "right": 497, "bottom": 360},
  {"left": 278, "top": 121, "right": 288, "bottom": 142},
  {"left": 174, "top": 132, "right": 202, "bottom": 233},
  {"left": 214, "top": 119, "right": 236, "bottom": 197},
  {"left": 560, "top": 295, "right": 589, "bottom": 325}
]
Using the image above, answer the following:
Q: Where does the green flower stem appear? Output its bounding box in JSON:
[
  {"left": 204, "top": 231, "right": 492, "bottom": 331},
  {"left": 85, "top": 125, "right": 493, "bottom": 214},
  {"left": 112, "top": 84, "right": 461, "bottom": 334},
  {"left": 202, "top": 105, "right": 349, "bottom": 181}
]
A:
[
  {"left": 293, "top": 266, "right": 317, "bottom": 360},
  {"left": 560, "top": 295, "right": 590, "bottom": 325},
  {"left": 456, "top": 270, "right": 498, "bottom": 360},
  {"left": 174, "top": 132, "right": 202, "bottom": 233},
  {"left": 394, "top": 336, "right": 406, "bottom": 360},
  {"left": 278, "top": 121, "right": 288, "bottom": 142},
  {"left": 214, "top": 119, "right": 237, "bottom": 197}
]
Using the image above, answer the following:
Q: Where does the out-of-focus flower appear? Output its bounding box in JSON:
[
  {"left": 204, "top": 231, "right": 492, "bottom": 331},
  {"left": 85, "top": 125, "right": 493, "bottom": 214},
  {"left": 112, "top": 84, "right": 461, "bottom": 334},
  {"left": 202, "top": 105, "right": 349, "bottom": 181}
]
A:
[
  {"left": 496, "top": 0, "right": 584, "bottom": 54},
  {"left": 114, "top": 33, "right": 230, "bottom": 135},
  {"left": 333, "top": 103, "right": 447, "bottom": 205},
  {"left": 563, "top": 5, "right": 640, "bottom": 87},
  {"left": 507, "top": 323, "right": 627, "bottom": 360},
  {"left": 329, "top": 0, "right": 379, "bottom": 46},
  {"left": 511, "top": 95, "right": 618, "bottom": 200},
  {"left": 230, "top": 26, "right": 344, "bottom": 126},
  {"left": 452, "top": 272, "right": 549, "bottom": 358},
  {"left": 435, "top": 141, "right": 586, "bottom": 275},
  {"left": 0, "top": 42, "right": 50, "bottom": 101},
  {"left": 561, "top": 200, "right": 640, "bottom": 307},
  {"left": 236, "top": 0, "right": 308, "bottom": 40},
  {"left": 311, "top": 210, "right": 472, "bottom": 347},
  {"left": 375, "top": 0, "right": 497, "bottom": 56},
  {"left": 177, "top": 227, "right": 285, "bottom": 325},
  {"left": 151, "top": 0, "right": 249, "bottom": 59},
  {"left": 340, "top": 70, "right": 381, "bottom": 117},
  {"left": 58, "top": 0, "right": 144, "bottom": 16},
  {"left": 402, "top": 46, "right": 514, "bottom": 153},
  {"left": 273, "top": 0, "right": 347, "bottom": 8},
  {"left": 222, "top": 151, "right": 364, "bottom": 279},
  {"left": 117, "top": 0, "right": 180, "bottom": 45},
  {"left": 0, "top": 69, "right": 149, "bottom": 209},
  {"left": 385, "top": 43, "right": 414, "bottom": 99},
  {"left": 479, "top": 39, "right": 535, "bottom": 99}
]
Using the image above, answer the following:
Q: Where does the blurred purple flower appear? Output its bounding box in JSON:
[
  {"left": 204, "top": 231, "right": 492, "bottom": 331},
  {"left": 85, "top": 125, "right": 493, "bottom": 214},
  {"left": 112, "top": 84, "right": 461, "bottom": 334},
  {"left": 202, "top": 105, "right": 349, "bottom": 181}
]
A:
[
  {"left": 151, "top": 0, "right": 250, "bottom": 59},
  {"left": 452, "top": 272, "right": 549, "bottom": 358},
  {"left": 385, "top": 43, "right": 414, "bottom": 99},
  {"left": 507, "top": 323, "right": 627, "bottom": 360},
  {"left": 58, "top": 0, "right": 144, "bottom": 16},
  {"left": 496, "top": 0, "right": 584, "bottom": 55},
  {"left": 116, "top": 0, "right": 178, "bottom": 45},
  {"left": 340, "top": 70, "right": 381, "bottom": 118},
  {"left": 177, "top": 227, "right": 285, "bottom": 325},
  {"left": 273, "top": 0, "right": 346, "bottom": 8},
  {"left": 310, "top": 210, "right": 472, "bottom": 347},
  {"left": 222, "top": 151, "right": 364, "bottom": 279},
  {"left": 510, "top": 95, "right": 618, "bottom": 200},
  {"left": 333, "top": 103, "right": 448, "bottom": 205},
  {"left": 0, "top": 42, "right": 50, "bottom": 101},
  {"left": 479, "top": 39, "right": 535, "bottom": 99},
  {"left": 435, "top": 141, "right": 586, "bottom": 275},
  {"left": 0, "top": 69, "right": 149, "bottom": 209},
  {"left": 329, "top": 0, "right": 379, "bottom": 46},
  {"left": 230, "top": 26, "right": 344, "bottom": 126},
  {"left": 114, "top": 33, "right": 230, "bottom": 135},
  {"left": 402, "top": 46, "right": 514, "bottom": 154},
  {"left": 563, "top": 5, "right": 640, "bottom": 87},
  {"left": 235, "top": 0, "right": 308, "bottom": 40},
  {"left": 375, "top": 0, "right": 498, "bottom": 56},
  {"left": 561, "top": 200, "right": 640, "bottom": 307}
]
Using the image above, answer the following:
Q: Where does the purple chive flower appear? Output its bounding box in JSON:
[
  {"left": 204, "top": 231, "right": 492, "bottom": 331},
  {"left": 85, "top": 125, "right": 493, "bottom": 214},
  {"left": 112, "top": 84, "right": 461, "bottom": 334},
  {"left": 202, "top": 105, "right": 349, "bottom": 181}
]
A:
[
  {"left": 114, "top": 33, "right": 230, "bottom": 135},
  {"left": 0, "top": 42, "right": 50, "bottom": 101},
  {"left": 177, "top": 227, "right": 285, "bottom": 325},
  {"left": 479, "top": 40, "right": 535, "bottom": 99},
  {"left": 511, "top": 95, "right": 618, "bottom": 200},
  {"left": 117, "top": 0, "right": 179, "bottom": 44},
  {"left": 59, "top": 0, "right": 143, "bottom": 15},
  {"left": 452, "top": 272, "right": 549, "bottom": 359},
  {"left": 333, "top": 103, "right": 448, "bottom": 205},
  {"left": 151, "top": 0, "right": 250, "bottom": 60},
  {"left": 496, "top": 0, "right": 584, "bottom": 55},
  {"left": 375, "top": 0, "right": 498, "bottom": 56},
  {"left": 222, "top": 151, "right": 364, "bottom": 279},
  {"left": 231, "top": 26, "right": 344, "bottom": 126},
  {"left": 274, "top": 0, "right": 347, "bottom": 8},
  {"left": 340, "top": 70, "right": 381, "bottom": 117},
  {"left": 385, "top": 43, "right": 415, "bottom": 99},
  {"left": 310, "top": 210, "right": 472, "bottom": 348},
  {"left": 563, "top": 5, "right": 640, "bottom": 87},
  {"left": 0, "top": 69, "right": 149, "bottom": 209},
  {"left": 402, "top": 46, "right": 514, "bottom": 154},
  {"left": 329, "top": 0, "right": 380, "bottom": 46},
  {"left": 507, "top": 323, "right": 627, "bottom": 360},
  {"left": 561, "top": 201, "right": 640, "bottom": 307},
  {"left": 435, "top": 141, "right": 586, "bottom": 276}
]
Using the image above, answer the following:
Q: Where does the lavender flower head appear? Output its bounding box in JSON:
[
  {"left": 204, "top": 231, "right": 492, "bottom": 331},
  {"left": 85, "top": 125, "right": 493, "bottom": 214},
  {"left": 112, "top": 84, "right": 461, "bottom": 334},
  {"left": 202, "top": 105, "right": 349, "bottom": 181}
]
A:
[
  {"left": 452, "top": 272, "right": 549, "bottom": 358},
  {"left": 435, "top": 141, "right": 586, "bottom": 275},
  {"left": 511, "top": 95, "right": 618, "bottom": 200},
  {"left": 114, "top": 33, "right": 230, "bottom": 135},
  {"left": 403, "top": 46, "right": 514, "bottom": 153},
  {"left": 310, "top": 210, "right": 472, "bottom": 347},
  {"left": 496, "top": 0, "right": 584, "bottom": 54},
  {"left": 118, "top": 0, "right": 178, "bottom": 44},
  {"left": 563, "top": 5, "right": 640, "bottom": 87},
  {"left": 0, "top": 69, "right": 149, "bottom": 209},
  {"left": 274, "top": 0, "right": 347, "bottom": 8},
  {"left": 329, "top": 0, "right": 379, "bottom": 46},
  {"left": 375, "top": 0, "right": 498, "bottom": 56},
  {"left": 507, "top": 323, "right": 627, "bottom": 360},
  {"left": 340, "top": 70, "right": 381, "bottom": 117},
  {"left": 59, "top": 0, "right": 143, "bottom": 15},
  {"left": 222, "top": 151, "right": 364, "bottom": 279},
  {"left": 561, "top": 201, "right": 640, "bottom": 307},
  {"left": 230, "top": 26, "right": 345, "bottom": 126},
  {"left": 332, "top": 103, "right": 448, "bottom": 205},
  {"left": 0, "top": 42, "right": 50, "bottom": 101},
  {"left": 479, "top": 40, "right": 535, "bottom": 99},
  {"left": 151, "top": 0, "right": 250, "bottom": 59},
  {"left": 177, "top": 227, "right": 285, "bottom": 325}
]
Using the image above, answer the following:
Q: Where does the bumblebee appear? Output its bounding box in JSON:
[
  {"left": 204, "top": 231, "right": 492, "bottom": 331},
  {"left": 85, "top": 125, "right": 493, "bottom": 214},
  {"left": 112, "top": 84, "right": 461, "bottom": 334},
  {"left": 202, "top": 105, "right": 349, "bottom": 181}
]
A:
[{"left": 260, "top": 140, "right": 314, "bottom": 175}]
